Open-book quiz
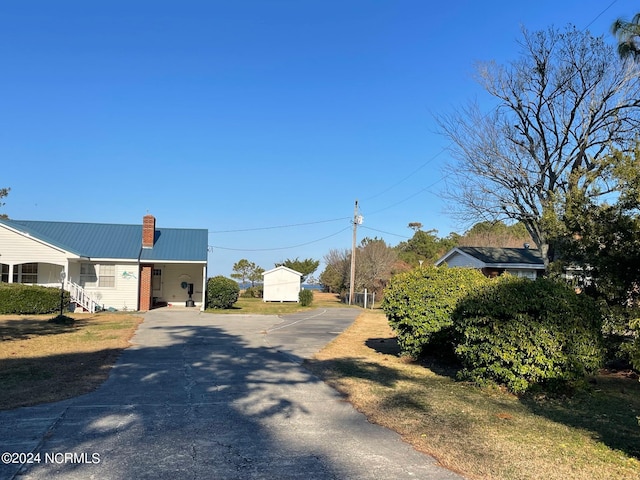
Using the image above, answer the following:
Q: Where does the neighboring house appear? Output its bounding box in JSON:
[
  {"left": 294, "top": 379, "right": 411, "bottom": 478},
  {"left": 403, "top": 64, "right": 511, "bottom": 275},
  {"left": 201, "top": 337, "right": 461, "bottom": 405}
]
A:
[
  {"left": 435, "top": 246, "right": 545, "bottom": 280},
  {"left": 0, "top": 214, "right": 208, "bottom": 312},
  {"left": 262, "top": 266, "right": 302, "bottom": 302}
]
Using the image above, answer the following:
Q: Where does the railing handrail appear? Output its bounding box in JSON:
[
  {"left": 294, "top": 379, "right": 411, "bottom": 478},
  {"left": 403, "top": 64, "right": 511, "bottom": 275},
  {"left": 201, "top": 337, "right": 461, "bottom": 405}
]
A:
[{"left": 65, "top": 280, "right": 101, "bottom": 313}]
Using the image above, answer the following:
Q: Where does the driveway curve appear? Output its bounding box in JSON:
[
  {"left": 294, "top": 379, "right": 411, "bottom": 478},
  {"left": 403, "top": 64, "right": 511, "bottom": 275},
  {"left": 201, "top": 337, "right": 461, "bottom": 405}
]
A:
[{"left": 0, "top": 308, "right": 464, "bottom": 480}]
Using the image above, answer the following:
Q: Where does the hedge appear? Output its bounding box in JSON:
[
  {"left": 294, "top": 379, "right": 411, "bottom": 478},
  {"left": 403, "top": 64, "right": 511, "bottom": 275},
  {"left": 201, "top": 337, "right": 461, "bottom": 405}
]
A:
[
  {"left": 452, "top": 276, "right": 605, "bottom": 394},
  {"left": 381, "top": 266, "right": 489, "bottom": 358},
  {"left": 0, "top": 283, "right": 70, "bottom": 314}
]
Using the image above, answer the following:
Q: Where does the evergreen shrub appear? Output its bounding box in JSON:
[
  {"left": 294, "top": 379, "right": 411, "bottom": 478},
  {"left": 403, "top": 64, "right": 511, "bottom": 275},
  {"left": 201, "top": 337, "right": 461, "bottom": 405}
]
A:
[
  {"left": 0, "top": 284, "right": 69, "bottom": 314},
  {"left": 299, "top": 289, "right": 313, "bottom": 306},
  {"left": 206, "top": 276, "right": 240, "bottom": 309},
  {"left": 381, "top": 266, "right": 489, "bottom": 358},
  {"left": 452, "top": 276, "right": 605, "bottom": 394}
]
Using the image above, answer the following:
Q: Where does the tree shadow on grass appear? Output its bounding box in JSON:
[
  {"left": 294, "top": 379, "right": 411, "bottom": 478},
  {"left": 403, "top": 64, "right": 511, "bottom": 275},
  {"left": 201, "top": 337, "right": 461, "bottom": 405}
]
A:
[
  {"left": 364, "top": 333, "right": 640, "bottom": 460},
  {"left": 0, "top": 348, "right": 125, "bottom": 410},
  {"left": 0, "top": 317, "right": 89, "bottom": 341},
  {"left": 364, "top": 336, "right": 461, "bottom": 380},
  {"left": 520, "top": 371, "right": 640, "bottom": 459}
]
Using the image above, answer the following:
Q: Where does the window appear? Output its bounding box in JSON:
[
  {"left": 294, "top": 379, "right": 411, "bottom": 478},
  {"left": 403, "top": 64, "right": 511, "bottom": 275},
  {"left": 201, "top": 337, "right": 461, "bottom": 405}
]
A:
[
  {"left": 80, "top": 263, "right": 115, "bottom": 288},
  {"left": 20, "top": 263, "right": 38, "bottom": 284},
  {"left": 80, "top": 263, "right": 97, "bottom": 287},
  {"left": 99, "top": 265, "right": 115, "bottom": 288},
  {"left": 1, "top": 264, "right": 8, "bottom": 283}
]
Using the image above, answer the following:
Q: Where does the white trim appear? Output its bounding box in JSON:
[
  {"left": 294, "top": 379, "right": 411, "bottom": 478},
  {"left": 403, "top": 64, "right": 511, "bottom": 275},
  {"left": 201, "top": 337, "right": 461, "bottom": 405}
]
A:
[
  {"left": 262, "top": 265, "right": 303, "bottom": 277},
  {"left": 89, "top": 257, "right": 206, "bottom": 264}
]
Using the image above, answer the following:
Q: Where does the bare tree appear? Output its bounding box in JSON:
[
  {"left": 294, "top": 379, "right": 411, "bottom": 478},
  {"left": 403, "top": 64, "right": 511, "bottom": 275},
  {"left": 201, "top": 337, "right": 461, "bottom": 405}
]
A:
[
  {"left": 320, "top": 249, "right": 350, "bottom": 293},
  {"left": 355, "top": 238, "right": 398, "bottom": 295},
  {"left": 438, "top": 25, "right": 640, "bottom": 267}
]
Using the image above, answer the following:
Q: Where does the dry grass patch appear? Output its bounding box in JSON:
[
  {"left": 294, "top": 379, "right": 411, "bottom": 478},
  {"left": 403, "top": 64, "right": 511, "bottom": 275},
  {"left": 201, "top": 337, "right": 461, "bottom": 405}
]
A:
[
  {"left": 306, "top": 310, "right": 640, "bottom": 480},
  {"left": 0, "top": 313, "right": 142, "bottom": 410}
]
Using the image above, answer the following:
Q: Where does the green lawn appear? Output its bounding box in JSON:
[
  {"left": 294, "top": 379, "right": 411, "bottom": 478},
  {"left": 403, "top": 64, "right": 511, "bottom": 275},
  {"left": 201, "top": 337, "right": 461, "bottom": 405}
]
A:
[{"left": 205, "top": 292, "right": 354, "bottom": 315}]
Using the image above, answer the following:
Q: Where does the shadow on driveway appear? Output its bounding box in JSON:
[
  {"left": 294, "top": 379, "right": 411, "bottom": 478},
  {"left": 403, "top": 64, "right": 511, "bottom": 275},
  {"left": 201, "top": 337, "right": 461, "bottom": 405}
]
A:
[{"left": 0, "top": 309, "right": 463, "bottom": 479}]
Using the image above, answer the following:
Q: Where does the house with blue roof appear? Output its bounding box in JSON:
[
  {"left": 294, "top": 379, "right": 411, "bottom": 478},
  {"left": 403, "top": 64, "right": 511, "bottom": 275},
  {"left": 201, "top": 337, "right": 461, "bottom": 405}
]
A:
[{"left": 0, "top": 214, "right": 208, "bottom": 311}]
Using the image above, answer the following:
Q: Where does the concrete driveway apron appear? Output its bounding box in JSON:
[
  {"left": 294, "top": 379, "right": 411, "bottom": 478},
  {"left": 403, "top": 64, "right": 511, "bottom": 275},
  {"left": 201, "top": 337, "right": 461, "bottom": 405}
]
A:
[{"left": 0, "top": 308, "right": 464, "bottom": 480}]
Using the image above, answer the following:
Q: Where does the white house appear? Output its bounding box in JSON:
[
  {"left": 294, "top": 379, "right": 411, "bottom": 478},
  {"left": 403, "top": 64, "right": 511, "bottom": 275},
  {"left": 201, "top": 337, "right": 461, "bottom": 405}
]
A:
[
  {"left": 262, "top": 266, "right": 302, "bottom": 302},
  {"left": 0, "top": 214, "right": 208, "bottom": 312},
  {"left": 435, "top": 246, "right": 545, "bottom": 280}
]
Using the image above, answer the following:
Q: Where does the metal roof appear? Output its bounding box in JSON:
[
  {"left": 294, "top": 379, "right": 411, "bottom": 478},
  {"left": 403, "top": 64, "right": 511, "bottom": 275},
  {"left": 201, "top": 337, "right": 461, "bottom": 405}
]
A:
[{"left": 0, "top": 219, "right": 208, "bottom": 262}]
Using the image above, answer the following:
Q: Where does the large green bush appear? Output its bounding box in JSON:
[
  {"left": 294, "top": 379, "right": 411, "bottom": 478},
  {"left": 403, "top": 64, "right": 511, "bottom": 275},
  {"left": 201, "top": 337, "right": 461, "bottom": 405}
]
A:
[
  {"left": 0, "top": 284, "right": 70, "bottom": 314},
  {"left": 381, "top": 266, "right": 489, "bottom": 358},
  {"left": 206, "top": 276, "right": 239, "bottom": 309},
  {"left": 452, "top": 276, "right": 605, "bottom": 394}
]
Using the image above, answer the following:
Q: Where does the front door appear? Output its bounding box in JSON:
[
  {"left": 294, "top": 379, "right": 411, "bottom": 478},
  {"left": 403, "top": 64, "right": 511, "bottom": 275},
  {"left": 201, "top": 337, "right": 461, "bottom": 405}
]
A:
[{"left": 152, "top": 268, "right": 162, "bottom": 299}]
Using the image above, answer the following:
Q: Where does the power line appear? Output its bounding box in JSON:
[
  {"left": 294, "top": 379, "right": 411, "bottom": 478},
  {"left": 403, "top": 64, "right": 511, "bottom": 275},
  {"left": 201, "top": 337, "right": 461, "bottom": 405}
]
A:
[
  {"left": 585, "top": 0, "right": 618, "bottom": 29},
  {"left": 360, "top": 225, "right": 410, "bottom": 239},
  {"left": 365, "top": 173, "right": 452, "bottom": 216},
  {"left": 209, "top": 217, "right": 350, "bottom": 234},
  {"left": 361, "top": 149, "right": 446, "bottom": 202},
  {"left": 208, "top": 226, "right": 351, "bottom": 252}
]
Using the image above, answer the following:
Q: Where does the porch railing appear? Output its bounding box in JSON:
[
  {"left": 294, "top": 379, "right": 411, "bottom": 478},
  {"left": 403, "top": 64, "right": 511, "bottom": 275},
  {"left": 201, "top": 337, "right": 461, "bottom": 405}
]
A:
[{"left": 66, "top": 280, "right": 101, "bottom": 313}]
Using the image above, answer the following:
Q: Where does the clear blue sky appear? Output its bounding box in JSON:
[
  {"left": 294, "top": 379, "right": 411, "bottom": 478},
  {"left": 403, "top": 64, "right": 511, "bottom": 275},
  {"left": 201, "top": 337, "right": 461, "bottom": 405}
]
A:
[{"left": 1, "top": 1, "right": 636, "bottom": 277}]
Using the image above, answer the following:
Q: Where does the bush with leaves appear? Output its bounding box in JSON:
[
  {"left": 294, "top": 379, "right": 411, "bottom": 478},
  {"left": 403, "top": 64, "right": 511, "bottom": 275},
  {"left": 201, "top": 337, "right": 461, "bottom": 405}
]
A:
[
  {"left": 452, "top": 276, "right": 605, "bottom": 394},
  {"left": 381, "top": 266, "right": 489, "bottom": 358},
  {"left": 621, "top": 317, "right": 640, "bottom": 371},
  {"left": 206, "top": 276, "right": 240, "bottom": 309},
  {"left": 241, "top": 286, "right": 263, "bottom": 298},
  {"left": 0, "top": 284, "right": 69, "bottom": 314},
  {"left": 299, "top": 289, "right": 313, "bottom": 306}
]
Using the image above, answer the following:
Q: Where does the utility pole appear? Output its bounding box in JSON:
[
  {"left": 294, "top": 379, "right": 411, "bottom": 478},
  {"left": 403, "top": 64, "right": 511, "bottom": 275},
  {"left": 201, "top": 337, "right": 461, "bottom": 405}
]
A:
[{"left": 349, "top": 200, "right": 362, "bottom": 305}]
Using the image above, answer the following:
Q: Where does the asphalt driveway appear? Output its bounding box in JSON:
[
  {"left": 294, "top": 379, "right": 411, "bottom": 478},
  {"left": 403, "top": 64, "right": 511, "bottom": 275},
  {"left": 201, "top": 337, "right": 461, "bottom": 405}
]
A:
[{"left": 0, "top": 308, "right": 463, "bottom": 479}]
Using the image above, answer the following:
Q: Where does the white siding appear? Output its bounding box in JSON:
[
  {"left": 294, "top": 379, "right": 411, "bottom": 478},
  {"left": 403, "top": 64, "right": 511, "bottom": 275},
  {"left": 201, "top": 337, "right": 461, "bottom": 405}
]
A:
[
  {"left": 0, "top": 225, "right": 70, "bottom": 266},
  {"left": 263, "top": 267, "right": 301, "bottom": 302},
  {"left": 71, "top": 262, "right": 139, "bottom": 312},
  {"left": 444, "top": 253, "right": 484, "bottom": 268}
]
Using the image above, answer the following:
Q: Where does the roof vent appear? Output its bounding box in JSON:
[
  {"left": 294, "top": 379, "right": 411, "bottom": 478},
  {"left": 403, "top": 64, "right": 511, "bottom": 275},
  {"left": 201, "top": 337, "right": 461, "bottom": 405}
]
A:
[{"left": 524, "top": 243, "right": 530, "bottom": 250}]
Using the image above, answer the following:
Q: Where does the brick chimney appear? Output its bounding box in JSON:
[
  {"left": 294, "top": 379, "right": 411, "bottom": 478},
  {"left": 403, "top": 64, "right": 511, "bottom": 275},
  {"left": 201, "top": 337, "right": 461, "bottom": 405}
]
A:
[{"left": 142, "top": 214, "right": 156, "bottom": 249}]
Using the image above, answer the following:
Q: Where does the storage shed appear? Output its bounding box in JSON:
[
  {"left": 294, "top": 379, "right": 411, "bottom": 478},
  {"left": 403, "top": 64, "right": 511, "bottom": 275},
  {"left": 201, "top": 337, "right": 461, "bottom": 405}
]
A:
[{"left": 262, "top": 266, "right": 302, "bottom": 302}]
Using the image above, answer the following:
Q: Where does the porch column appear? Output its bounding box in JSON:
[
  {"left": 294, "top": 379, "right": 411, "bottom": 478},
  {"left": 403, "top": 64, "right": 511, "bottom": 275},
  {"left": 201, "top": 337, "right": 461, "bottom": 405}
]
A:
[
  {"left": 8, "top": 264, "right": 14, "bottom": 283},
  {"left": 201, "top": 264, "right": 207, "bottom": 311},
  {"left": 139, "top": 264, "right": 153, "bottom": 311}
]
